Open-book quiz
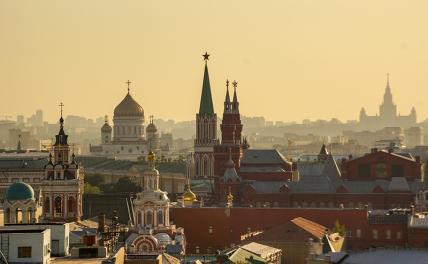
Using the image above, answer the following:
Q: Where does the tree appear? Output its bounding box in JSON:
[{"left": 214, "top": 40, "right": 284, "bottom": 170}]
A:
[
  {"left": 85, "top": 174, "right": 106, "bottom": 187},
  {"left": 113, "top": 177, "right": 142, "bottom": 193},
  {"left": 84, "top": 182, "right": 102, "bottom": 194},
  {"left": 332, "top": 219, "right": 346, "bottom": 236}
]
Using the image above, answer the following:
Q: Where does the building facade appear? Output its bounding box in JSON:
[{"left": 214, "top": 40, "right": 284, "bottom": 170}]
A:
[{"left": 90, "top": 82, "right": 163, "bottom": 161}]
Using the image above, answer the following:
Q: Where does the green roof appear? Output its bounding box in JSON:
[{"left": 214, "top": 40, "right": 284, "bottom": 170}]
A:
[
  {"left": 6, "top": 182, "right": 35, "bottom": 202},
  {"left": 198, "top": 63, "right": 215, "bottom": 116}
]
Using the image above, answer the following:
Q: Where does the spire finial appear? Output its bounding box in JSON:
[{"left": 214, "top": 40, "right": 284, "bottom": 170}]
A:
[
  {"left": 126, "top": 80, "right": 132, "bottom": 93},
  {"left": 59, "top": 102, "right": 64, "bottom": 118},
  {"left": 150, "top": 115, "right": 154, "bottom": 124},
  {"left": 232, "top": 80, "right": 238, "bottom": 90},
  {"left": 203, "top": 52, "right": 210, "bottom": 63},
  {"left": 226, "top": 79, "right": 229, "bottom": 89},
  {"left": 386, "top": 73, "right": 390, "bottom": 86}
]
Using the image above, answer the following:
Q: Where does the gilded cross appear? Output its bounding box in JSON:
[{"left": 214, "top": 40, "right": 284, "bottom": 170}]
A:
[
  {"left": 59, "top": 102, "right": 64, "bottom": 117},
  {"left": 126, "top": 80, "right": 132, "bottom": 93}
]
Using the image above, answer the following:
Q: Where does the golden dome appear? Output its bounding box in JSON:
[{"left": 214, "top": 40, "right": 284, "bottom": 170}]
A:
[
  {"left": 183, "top": 186, "right": 197, "bottom": 202},
  {"left": 148, "top": 151, "right": 155, "bottom": 162},
  {"left": 114, "top": 93, "right": 144, "bottom": 117}
]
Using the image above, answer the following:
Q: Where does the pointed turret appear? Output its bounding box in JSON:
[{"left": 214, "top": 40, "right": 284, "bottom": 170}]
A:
[
  {"left": 224, "top": 79, "right": 231, "bottom": 113},
  {"left": 17, "top": 134, "right": 22, "bottom": 152},
  {"left": 53, "top": 103, "right": 70, "bottom": 164},
  {"left": 383, "top": 73, "right": 393, "bottom": 104},
  {"left": 232, "top": 80, "right": 239, "bottom": 113},
  {"left": 199, "top": 52, "right": 215, "bottom": 116}
]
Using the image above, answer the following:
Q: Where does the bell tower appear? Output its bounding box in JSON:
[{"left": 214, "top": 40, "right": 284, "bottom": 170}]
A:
[{"left": 42, "top": 103, "right": 84, "bottom": 222}]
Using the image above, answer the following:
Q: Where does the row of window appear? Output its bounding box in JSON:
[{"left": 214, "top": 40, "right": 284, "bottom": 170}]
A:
[
  {"left": 348, "top": 229, "right": 402, "bottom": 240},
  {"left": 44, "top": 196, "right": 75, "bottom": 214},
  {"left": 114, "top": 126, "right": 144, "bottom": 136},
  {"left": 136, "top": 210, "right": 165, "bottom": 226},
  {"left": 0, "top": 178, "right": 41, "bottom": 183},
  {"left": 358, "top": 163, "right": 404, "bottom": 178}
]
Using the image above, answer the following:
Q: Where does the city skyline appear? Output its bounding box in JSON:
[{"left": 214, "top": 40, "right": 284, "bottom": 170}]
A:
[{"left": 1, "top": 1, "right": 427, "bottom": 123}]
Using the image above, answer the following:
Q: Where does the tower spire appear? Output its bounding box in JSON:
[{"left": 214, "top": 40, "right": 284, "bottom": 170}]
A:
[
  {"left": 59, "top": 102, "right": 64, "bottom": 127},
  {"left": 232, "top": 80, "right": 239, "bottom": 113},
  {"left": 224, "top": 79, "right": 231, "bottom": 112},
  {"left": 387, "top": 73, "right": 390, "bottom": 87},
  {"left": 17, "top": 134, "right": 22, "bottom": 152},
  {"left": 198, "top": 52, "right": 215, "bottom": 116}
]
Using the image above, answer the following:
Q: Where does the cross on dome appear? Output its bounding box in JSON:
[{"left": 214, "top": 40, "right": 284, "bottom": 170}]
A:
[
  {"left": 126, "top": 80, "right": 132, "bottom": 93},
  {"left": 59, "top": 102, "right": 64, "bottom": 118}
]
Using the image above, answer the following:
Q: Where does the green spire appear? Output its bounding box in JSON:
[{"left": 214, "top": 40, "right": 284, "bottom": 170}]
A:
[{"left": 198, "top": 62, "right": 215, "bottom": 116}]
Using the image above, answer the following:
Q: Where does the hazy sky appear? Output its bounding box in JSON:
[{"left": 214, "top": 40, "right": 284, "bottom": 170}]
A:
[{"left": 1, "top": 1, "right": 427, "bottom": 123}]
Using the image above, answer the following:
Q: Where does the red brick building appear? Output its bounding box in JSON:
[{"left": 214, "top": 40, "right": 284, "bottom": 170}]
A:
[{"left": 170, "top": 207, "right": 416, "bottom": 254}]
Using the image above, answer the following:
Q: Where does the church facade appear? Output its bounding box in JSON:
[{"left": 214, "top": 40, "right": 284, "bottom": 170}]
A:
[
  {"left": 359, "top": 75, "right": 417, "bottom": 130},
  {"left": 126, "top": 151, "right": 185, "bottom": 256},
  {"left": 90, "top": 82, "right": 161, "bottom": 161}
]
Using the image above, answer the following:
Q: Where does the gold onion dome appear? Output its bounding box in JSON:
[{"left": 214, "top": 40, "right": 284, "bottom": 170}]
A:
[
  {"left": 183, "top": 185, "right": 197, "bottom": 202},
  {"left": 148, "top": 151, "right": 155, "bottom": 162},
  {"left": 114, "top": 93, "right": 144, "bottom": 117},
  {"left": 227, "top": 191, "right": 234, "bottom": 200}
]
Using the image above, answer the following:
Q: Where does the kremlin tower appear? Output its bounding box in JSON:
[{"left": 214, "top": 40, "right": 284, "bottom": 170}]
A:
[{"left": 194, "top": 52, "right": 218, "bottom": 179}]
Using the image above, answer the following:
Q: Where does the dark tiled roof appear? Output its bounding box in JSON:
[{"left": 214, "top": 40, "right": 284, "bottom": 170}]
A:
[
  {"left": 0, "top": 158, "right": 47, "bottom": 171},
  {"left": 241, "top": 149, "right": 288, "bottom": 165}
]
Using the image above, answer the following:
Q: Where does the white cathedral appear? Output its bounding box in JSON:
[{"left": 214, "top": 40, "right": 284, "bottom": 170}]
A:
[{"left": 90, "top": 81, "right": 161, "bottom": 161}]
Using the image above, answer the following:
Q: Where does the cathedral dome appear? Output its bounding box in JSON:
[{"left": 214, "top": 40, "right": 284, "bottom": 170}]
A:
[
  {"left": 114, "top": 93, "right": 144, "bottom": 117},
  {"left": 6, "top": 182, "right": 35, "bottom": 202},
  {"left": 146, "top": 123, "right": 157, "bottom": 133}
]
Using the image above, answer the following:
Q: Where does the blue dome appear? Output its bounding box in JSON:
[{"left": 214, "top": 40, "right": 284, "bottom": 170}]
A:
[{"left": 5, "top": 182, "right": 35, "bottom": 202}]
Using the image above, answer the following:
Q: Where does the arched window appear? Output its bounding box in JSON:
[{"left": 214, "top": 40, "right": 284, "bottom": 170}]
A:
[
  {"left": 67, "top": 196, "right": 74, "bottom": 213},
  {"left": 137, "top": 211, "right": 142, "bottom": 225},
  {"left": 157, "top": 210, "right": 163, "bottom": 225},
  {"left": 204, "top": 157, "right": 209, "bottom": 176},
  {"left": 44, "top": 197, "right": 50, "bottom": 213},
  {"left": 146, "top": 211, "right": 153, "bottom": 226},
  {"left": 55, "top": 196, "right": 62, "bottom": 213}
]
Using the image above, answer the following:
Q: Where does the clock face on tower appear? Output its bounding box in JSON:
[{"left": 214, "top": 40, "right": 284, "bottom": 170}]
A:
[{"left": 375, "top": 163, "right": 387, "bottom": 178}]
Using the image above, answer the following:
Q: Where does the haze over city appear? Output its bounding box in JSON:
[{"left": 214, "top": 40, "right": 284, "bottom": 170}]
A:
[
  {"left": 2, "top": 2, "right": 428, "bottom": 264},
  {"left": 1, "top": 0, "right": 428, "bottom": 122}
]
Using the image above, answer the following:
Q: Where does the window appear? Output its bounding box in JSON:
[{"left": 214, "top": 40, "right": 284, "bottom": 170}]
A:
[
  {"left": 392, "top": 165, "right": 404, "bottom": 177},
  {"left": 146, "top": 211, "right": 153, "bottom": 226},
  {"left": 18, "top": 247, "right": 31, "bottom": 258},
  {"left": 375, "top": 163, "right": 387, "bottom": 178},
  {"left": 372, "top": 229, "right": 378, "bottom": 239},
  {"left": 67, "top": 197, "right": 74, "bottom": 213},
  {"left": 44, "top": 197, "right": 50, "bottom": 213},
  {"left": 386, "top": 230, "right": 391, "bottom": 239},
  {"left": 396, "top": 232, "right": 402, "bottom": 240},
  {"left": 358, "top": 164, "right": 371, "bottom": 177},
  {"left": 346, "top": 230, "right": 352, "bottom": 238},
  {"left": 208, "top": 226, "right": 213, "bottom": 234},
  {"left": 55, "top": 196, "right": 62, "bottom": 213},
  {"left": 356, "top": 229, "right": 362, "bottom": 238},
  {"left": 157, "top": 210, "right": 163, "bottom": 225}
]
